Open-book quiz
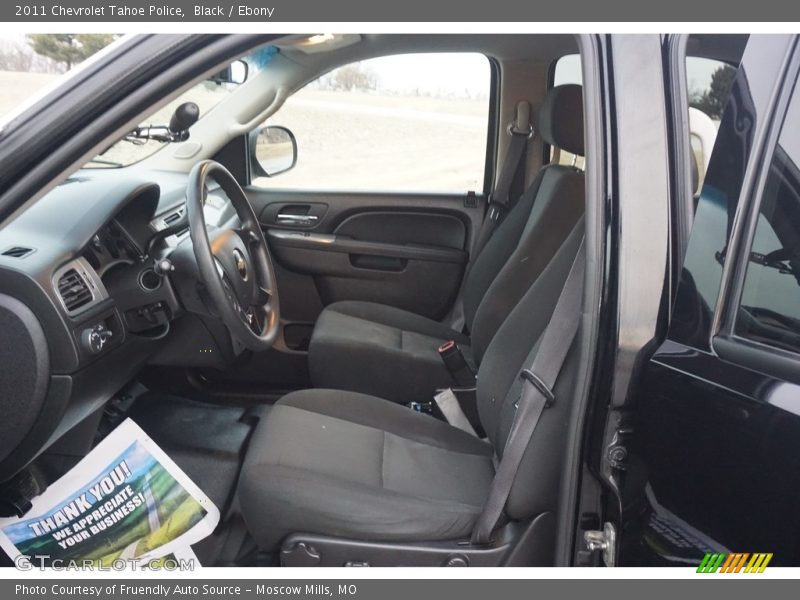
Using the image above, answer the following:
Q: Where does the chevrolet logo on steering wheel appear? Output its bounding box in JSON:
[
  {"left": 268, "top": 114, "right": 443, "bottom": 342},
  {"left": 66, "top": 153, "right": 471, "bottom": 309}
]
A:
[{"left": 233, "top": 249, "right": 248, "bottom": 281}]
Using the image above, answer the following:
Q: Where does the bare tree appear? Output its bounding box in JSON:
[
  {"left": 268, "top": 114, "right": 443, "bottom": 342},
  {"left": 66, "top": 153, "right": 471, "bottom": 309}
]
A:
[
  {"left": 0, "top": 41, "right": 33, "bottom": 71},
  {"left": 0, "top": 39, "right": 61, "bottom": 73},
  {"left": 26, "top": 34, "right": 116, "bottom": 72},
  {"left": 330, "top": 63, "right": 378, "bottom": 92}
]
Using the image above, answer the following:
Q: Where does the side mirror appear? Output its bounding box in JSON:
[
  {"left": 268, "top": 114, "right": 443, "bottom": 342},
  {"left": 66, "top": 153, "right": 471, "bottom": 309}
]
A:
[
  {"left": 209, "top": 59, "right": 249, "bottom": 85},
  {"left": 250, "top": 126, "right": 298, "bottom": 177}
]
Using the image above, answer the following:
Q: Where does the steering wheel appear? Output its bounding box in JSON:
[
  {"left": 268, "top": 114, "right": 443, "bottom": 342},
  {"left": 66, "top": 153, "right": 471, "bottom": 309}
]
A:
[{"left": 185, "top": 160, "right": 280, "bottom": 351}]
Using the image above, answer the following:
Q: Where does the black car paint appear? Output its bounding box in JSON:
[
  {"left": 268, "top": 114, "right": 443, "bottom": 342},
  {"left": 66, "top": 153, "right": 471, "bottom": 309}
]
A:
[{"left": 620, "top": 35, "right": 800, "bottom": 566}]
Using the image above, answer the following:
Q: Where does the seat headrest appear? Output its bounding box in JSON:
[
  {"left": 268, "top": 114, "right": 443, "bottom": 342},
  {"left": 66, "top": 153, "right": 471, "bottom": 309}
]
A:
[{"left": 538, "top": 84, "right": 584, "bottom": 157}]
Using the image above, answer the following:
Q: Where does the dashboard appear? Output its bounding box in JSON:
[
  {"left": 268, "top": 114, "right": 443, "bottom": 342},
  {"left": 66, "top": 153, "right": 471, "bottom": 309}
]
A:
[{"left": 0, "top": 167, "right": 236, "bottom": 483}]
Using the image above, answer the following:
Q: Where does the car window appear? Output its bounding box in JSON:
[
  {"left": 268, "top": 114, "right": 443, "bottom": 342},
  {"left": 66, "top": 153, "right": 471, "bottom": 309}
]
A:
[
  {"left": 0, "top": 35, "right": 271, "bottom": 168},
  {"left": 251, "top": 53, "right": 491, "bottom": 194},
  {"left": 686, "top": 56, "right": 737, "bottom": 193},
  {"left": 90, "top": 77, "right": 242, "bottom": 168},
  {"left": 671, "top": 50, "right": 748, "bottom": 352},
  {"left": 549, "top": 54, "right": 583, "bottom": 169},
  {"left": 553, "top": 53, "right": 581, "bottom": 86},
  {"left": 89, "top": 47, "right": 276, "bottom": 168},
  {"left": 673, "top": 58, "right": 741, "bottom": 320},
  {"left": 734, "top": 85, "right": 800, "bottom": 354},
  {"left": 0, "top": 33, "right": 116, "bottom": 121}
]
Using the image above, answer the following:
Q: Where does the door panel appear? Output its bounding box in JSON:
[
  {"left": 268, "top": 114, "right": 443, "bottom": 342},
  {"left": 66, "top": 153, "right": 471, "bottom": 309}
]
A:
[
  {"left": 335, "top": 211, "right": 467, "bottom": 249},
  {"left": 622, "top": 35, "right": 800, "bottom": 567},
  {"left": 634, "top": 342, "right": 800, "bottom": 564},
  {"left": 247, "top": 188, "right": 482, "bottom": 321}
]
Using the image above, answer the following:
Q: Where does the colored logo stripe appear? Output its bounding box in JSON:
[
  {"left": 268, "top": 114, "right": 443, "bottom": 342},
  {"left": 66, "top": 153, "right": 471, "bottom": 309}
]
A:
[
  {"left": 697, "top": 553, "right": 725, "bottom": 573},
  {"left": 745, "top": 553, "right": 773, "bottom": 573},
  {"left": 697, "top": 553, "right": 773, "bottom": 573}
]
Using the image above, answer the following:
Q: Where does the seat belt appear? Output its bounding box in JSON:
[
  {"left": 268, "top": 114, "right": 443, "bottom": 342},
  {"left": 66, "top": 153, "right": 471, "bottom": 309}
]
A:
[
  {"left": 443, "top": 101, "right": 533, "bottom": 332},
  {"left": 472, "top": 101, "right": 533, "bottom": 258},
  {"left": 433, "top": 389, "right": 478, "bottom": 437},
  {"left": 470, "top": 239, "right": 585, "bottom": 545}
]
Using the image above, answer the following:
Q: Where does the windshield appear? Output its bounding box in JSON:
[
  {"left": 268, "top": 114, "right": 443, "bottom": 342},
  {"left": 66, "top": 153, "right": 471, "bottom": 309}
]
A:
[
  {"left": 85, "top": 80, "right": 236, "bottom": 168},
  {"left": 0, "top": 34, "right": 276, "bottom": 169},
  {"left": 86, "top": 47, "right": 276, "bottom": 168}
]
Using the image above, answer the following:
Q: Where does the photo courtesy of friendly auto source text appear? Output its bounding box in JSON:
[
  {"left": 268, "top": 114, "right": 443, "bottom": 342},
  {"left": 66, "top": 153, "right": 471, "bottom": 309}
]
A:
[
  {"left": 0, "top": 0, "right": 799, "bottom": 596},
  {"left": 15, "top": 584, "right": 343, "bottom": 595}
]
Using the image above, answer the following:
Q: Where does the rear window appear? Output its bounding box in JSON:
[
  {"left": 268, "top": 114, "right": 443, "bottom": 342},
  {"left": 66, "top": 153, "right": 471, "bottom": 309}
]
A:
[{"left": 549, "top": 54, "right": 583, "bottom": 169}]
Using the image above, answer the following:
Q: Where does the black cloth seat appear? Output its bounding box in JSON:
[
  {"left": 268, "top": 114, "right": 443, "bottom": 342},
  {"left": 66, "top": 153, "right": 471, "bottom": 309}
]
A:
[
  {"left": 308, "top": 85, "right": 585, "bottom": 404},
  {"left": 239, "top": 221, "right": 585, "bottom": 550},
  {"left": 239, "top": 389, "right": 494, "bottom": 549},
  {"left": 308, "top": 301, "right": 472, "bottom": 404}
]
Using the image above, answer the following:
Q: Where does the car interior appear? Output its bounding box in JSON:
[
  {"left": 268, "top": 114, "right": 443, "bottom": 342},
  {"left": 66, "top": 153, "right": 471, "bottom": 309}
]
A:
[{"left": 0, "top": 33, "right": 739, "bottom": 567}]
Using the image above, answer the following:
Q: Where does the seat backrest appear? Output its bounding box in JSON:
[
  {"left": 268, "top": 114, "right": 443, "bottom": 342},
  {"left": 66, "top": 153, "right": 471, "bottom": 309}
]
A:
[
  {"left": 476, "top": 217, "right": 585, "bottom": 523},
  {"left": 462, "top": 84, "right": 586, "bottom": 363}
]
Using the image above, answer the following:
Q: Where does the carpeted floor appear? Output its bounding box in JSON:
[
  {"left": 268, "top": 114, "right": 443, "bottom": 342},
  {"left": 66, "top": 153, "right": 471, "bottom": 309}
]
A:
[{"left": 126, "top": 392, "right": 265, "bottom": 566}]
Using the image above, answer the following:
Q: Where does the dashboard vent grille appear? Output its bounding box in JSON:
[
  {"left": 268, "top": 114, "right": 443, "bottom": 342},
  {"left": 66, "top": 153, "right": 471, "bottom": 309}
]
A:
[
  {"left": 2, "top": 246, "right": 34, "bottom": 258},
  {"left": 57, "top": 269, "right": 93, "bottom": 312}
]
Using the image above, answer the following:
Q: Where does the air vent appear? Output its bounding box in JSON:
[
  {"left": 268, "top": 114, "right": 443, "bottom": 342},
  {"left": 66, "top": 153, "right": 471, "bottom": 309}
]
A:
[
  {"left": 2, "top": 246, "right": 34, "bottom": 258},
  {"left": 57, "top": 269, "right": 93, "bottom": 312}
]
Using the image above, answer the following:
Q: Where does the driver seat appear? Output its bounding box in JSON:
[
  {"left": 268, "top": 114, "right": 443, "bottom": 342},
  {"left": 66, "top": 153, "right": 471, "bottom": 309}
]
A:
[{"left": 238, "top": 220, "right": 584, "bottom": 561}]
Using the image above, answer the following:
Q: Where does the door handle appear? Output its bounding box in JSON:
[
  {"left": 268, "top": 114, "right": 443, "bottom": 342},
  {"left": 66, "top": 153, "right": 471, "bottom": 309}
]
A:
[{"left": 276, "top": 214, "right": 319, "bottom": 226}]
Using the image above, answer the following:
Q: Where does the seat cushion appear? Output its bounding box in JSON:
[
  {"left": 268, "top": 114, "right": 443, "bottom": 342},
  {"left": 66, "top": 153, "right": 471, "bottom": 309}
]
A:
[
  {"left": 308, "top": 301, "right": 471, "bottom": 404},
  {"left": 239, "top": 389, "right": 494, "bottom": 550}
]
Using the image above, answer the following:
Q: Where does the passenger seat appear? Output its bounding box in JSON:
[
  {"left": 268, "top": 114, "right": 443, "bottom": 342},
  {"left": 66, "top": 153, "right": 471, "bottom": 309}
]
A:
[{"left": 307, "top": 84, "right": 585, "bottom": 404}]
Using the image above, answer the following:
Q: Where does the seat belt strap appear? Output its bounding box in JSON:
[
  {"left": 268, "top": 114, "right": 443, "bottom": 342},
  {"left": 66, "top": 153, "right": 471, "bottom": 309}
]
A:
[
  {"left": 444, "top": 102, "right": 532, "bottom": 332},
  {"left": 470, "top": 239, "right": 585, "bottom": 545},
  {"left": 472, "top": 101, "right": 533, "bottom": 258},
  {"left": 434, "top": 389, "right": 478, "bottom": 437}
]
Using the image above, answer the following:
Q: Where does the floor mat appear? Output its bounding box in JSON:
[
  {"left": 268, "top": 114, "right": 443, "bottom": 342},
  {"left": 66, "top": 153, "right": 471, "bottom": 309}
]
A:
[{"left": 126, "top": 392, "right": 262, "bottom": 565}]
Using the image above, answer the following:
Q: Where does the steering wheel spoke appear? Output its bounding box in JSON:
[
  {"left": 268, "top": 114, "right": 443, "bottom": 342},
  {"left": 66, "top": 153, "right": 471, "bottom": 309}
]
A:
[
  {"left": 255, "top": 284, "right": 272, "bottom": 306},
  {"left": 245, "top": 304, "right": 265, "bottom": 335},
  {"left": 237, "top": 226, "right": 262, "bottom": 246}
]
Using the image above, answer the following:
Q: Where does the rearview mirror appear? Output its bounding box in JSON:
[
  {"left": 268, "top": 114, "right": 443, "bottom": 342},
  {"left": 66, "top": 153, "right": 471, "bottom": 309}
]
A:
[
  {"left": 209, "top": 59, "right": 249, "bottom": 85},
  {"left": 168, "top": 102, "right": 200, "bottom": 138},
  {"left": 250, "top": 126, "right": 298, "bottom": 177}
]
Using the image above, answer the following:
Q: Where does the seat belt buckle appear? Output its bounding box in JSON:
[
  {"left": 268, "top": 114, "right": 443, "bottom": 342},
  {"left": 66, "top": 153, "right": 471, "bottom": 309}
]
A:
[
  {"left": 438, "top": 340, "right": 477, "bottom": 387},
  {"left": 520, "top": 369, "right": 555, "bottom": 407}
]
